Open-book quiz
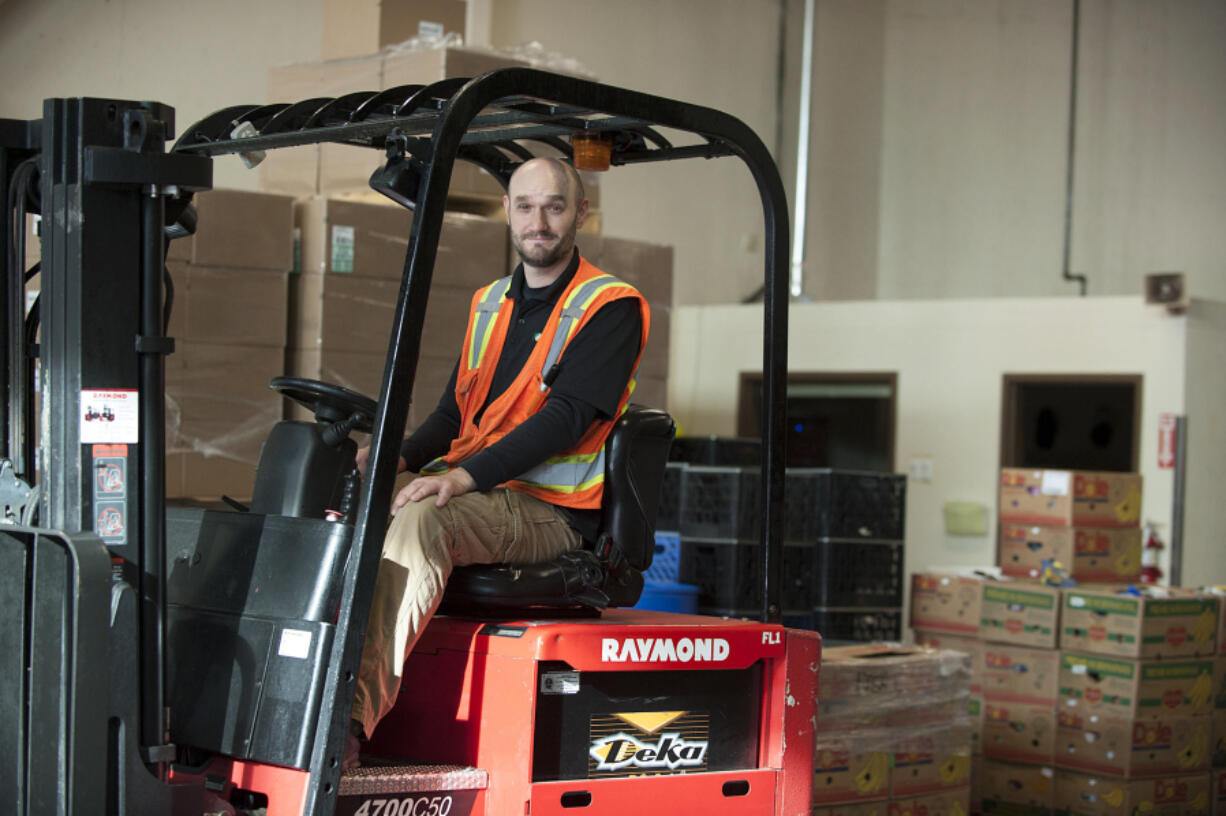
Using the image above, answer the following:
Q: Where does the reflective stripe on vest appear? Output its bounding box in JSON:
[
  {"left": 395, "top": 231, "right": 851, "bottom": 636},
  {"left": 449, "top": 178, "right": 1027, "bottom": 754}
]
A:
[
  {"left": 538, "top": 274, "right": 623, "bottom": 390},
  {"left": 514, "top": 448, "right": 606, "bottom": 495},
  {"left": 466, "top": 276, "right": 512, "bottom": 372}
]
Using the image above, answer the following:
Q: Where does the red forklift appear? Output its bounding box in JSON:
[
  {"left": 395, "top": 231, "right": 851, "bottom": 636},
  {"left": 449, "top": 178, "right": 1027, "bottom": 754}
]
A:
[{"left": 0, "top": 69, "right": 818, "bottom": 815}]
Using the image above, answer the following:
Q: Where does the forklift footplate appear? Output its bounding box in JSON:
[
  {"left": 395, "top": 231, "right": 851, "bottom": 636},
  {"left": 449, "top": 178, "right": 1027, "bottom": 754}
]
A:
[
  {"left": 338, "top": 763, "right": 487, "bottom": 795},
  {"left": 336, "top": 763, "right": 487, "bottom": 816}
]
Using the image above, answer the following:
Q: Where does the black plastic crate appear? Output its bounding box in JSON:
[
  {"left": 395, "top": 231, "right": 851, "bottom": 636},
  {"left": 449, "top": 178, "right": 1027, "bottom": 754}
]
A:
[
  {"left": 810, "top": 607, "right": 902, "bottom": 643},
  {"left": 669, "top": 436, "right": 762, "bottom": 466},
  {"left": 677, "top": 538, "right": 813, "bottom": 612},
  {"left": 677, "top": 466, "right": 760, "bottom": 539},
  {"left": 786, "top": 470, "right": 906, "bottom": 540},
  {"left": 655, "top": 462, "right": 685, "bottom": 532},
  {"left": 811, "top": 539, "right": 904, "bottom": 607}
]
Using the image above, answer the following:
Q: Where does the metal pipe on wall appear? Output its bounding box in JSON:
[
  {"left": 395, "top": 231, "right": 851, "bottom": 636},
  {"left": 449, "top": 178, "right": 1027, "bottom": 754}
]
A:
[{"left": 790, "top": 0, "right": 815, "bottom": 299}]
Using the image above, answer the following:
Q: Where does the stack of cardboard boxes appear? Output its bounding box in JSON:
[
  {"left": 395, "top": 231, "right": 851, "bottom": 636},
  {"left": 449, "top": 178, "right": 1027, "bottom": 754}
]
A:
[
  {"left": 288, "top": 197, "right": 507, "bottom": 429},
  {"left": 813, "top": 644, "right": 973, "bottom": 815},
  {"left": 910, "top": 467, "right": 1221, "bottom": 815},
  {"left": 164, "top": 190, "right": 295, "bottom": 500}
]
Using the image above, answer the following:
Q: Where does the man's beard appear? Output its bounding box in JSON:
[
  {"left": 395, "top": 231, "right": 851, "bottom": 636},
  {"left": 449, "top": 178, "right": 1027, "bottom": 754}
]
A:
[{"left": 512, "top": 222, "right": 577, "bottom": 269}]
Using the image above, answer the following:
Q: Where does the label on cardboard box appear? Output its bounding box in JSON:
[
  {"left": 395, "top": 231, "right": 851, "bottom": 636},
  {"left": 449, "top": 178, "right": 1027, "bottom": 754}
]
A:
[
  {"left": 980, "top": 582, "right": 1060, "bottom": 649},
  {"left": 330, "top": 225, "right": 355, "bottom": 273}
]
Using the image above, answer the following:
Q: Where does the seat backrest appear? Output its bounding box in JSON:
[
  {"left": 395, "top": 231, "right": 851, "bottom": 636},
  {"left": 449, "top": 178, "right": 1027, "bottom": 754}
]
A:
[{"left": 597, "top": 404, "right": 677, "bottom": 571}]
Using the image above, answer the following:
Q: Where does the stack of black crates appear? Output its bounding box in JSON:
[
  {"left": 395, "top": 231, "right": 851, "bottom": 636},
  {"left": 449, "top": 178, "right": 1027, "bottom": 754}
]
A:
[{"left": 655, "top": 436, "right": 906, "bottom": 642}]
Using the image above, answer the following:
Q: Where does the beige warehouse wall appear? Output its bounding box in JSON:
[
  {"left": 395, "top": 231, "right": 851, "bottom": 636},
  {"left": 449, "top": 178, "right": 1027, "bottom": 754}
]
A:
[
  {"left": 669, "top": 297, "right": 1205, "bottom": 582},
  {"left": 875, "top": 0, "right": 1226, "bottom": 301},
  {"left": 0, "top": 0, "right": 324, "bottom": 192}
]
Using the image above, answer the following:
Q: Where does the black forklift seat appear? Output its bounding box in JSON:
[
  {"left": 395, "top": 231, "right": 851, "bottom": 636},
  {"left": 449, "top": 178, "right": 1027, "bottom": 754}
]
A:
[{"left": 440, "top": 404, "right": 676, "bottom": 615}]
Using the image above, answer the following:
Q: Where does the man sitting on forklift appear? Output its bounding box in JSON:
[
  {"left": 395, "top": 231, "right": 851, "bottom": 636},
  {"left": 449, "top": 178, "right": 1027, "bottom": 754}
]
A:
[{"left": 347, "top": 157, "right": 650, "bottom": 768}]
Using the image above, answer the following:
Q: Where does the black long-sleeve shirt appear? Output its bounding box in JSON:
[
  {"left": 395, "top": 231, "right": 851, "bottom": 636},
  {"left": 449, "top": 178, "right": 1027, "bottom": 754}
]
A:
[{"left": 400, "top": 249, "right": 644, "bottom": 541}]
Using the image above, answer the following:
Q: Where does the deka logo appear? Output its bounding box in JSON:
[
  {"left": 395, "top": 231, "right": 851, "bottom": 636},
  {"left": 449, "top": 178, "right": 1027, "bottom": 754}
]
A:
[
  {"left": 600, "top": 637, "right": 730, "bottom": 663},
  {"left": 588, "top": 712, "right": 708, "bottom": 774}
]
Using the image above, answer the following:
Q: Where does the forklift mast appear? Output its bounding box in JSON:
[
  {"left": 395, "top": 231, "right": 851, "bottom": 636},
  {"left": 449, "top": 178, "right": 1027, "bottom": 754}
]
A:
[{"left": 1, "top": 70, "right": 798, "bottom": 816}]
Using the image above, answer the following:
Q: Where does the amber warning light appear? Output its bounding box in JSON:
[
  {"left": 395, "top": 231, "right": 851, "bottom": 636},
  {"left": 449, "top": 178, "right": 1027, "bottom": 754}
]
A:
[{"left": 571, "top": 131, "right": 612, "bottom": 171}]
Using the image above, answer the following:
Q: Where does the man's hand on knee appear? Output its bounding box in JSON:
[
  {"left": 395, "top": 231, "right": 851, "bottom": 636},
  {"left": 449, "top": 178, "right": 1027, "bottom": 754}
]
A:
[{"left": 392, "top": 468, "right": 477, "bottom": 513}]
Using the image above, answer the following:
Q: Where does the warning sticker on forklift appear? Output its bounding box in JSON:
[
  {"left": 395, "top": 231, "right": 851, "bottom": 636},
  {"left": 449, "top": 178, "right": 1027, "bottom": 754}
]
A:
[
  {"left": 540, "top": 671, "right": 580, "bottom": 695},
  {"left": 80, "top": 389, "right": 138, "bottom": 443},
  {"left": 278, "top": 628, "right": 313, "bottom": 659}
]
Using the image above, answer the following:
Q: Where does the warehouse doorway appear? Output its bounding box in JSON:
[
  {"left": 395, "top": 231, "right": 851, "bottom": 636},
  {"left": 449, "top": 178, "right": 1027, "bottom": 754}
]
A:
[
  {"left": 1000, "top": 374, "right": 1141, "bottom": 472},
  {"left": 737, "top": 372, "right": 896, "bottom": 470}
]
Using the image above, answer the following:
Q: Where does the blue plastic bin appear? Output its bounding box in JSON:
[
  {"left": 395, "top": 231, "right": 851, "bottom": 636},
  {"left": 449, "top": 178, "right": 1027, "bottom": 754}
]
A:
[{"left": 634, "top": 580, "right": 700, "bottom": 614}]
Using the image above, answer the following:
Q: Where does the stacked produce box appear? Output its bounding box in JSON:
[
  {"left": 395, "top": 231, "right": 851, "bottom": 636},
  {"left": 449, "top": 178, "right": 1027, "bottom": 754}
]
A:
[
  {"left": 812, "top": 644, "right": 972, "bottom": 815},
  {"left": 910, "top": 467, "right": 1220, "bottom": 814}
]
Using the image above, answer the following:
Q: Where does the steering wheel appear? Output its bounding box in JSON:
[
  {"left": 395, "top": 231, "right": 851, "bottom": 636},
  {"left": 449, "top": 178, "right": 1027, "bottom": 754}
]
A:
[{"left": 270, "top": 376, "right": 377, "bottom": 433}]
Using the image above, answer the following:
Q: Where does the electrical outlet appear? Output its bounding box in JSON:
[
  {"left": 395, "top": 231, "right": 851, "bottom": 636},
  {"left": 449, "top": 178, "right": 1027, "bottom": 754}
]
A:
[{"left": 908, "top": 458, "right": 934, "bottom": 482}]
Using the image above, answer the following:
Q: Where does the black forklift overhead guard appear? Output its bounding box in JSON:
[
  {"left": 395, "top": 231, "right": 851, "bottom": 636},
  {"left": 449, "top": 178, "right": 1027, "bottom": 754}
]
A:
[{"left": 0, "top": 68, "right": 793, "bottom": 816}]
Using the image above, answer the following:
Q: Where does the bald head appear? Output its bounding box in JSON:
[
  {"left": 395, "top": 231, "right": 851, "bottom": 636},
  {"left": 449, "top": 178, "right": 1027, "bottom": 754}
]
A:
[{"left": 508, "top": 157, "right": 585, "bottom": 207}]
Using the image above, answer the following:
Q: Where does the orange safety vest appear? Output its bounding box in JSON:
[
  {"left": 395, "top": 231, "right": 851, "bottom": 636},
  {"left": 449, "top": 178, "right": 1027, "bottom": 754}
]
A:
[{"left": 424, "top": 257, "right": 650, "bottom": 509}]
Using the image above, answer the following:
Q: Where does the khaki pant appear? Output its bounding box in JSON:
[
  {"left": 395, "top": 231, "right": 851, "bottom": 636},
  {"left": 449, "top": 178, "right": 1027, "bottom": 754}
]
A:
[{"left": 352, "top": 486, "right": 581, "bottom": 737}]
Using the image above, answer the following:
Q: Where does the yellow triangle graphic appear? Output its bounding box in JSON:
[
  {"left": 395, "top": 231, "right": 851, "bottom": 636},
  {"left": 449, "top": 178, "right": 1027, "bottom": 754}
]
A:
[
  {"left": 615, "top": 711, "right": 687, "bottom": 734},
  {"left": 590, "top": 742, "right": 615, "bottom": 763}
]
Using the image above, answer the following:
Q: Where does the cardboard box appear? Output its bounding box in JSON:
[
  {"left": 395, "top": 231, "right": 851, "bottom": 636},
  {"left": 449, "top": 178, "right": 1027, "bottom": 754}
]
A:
[
  {"left": 167, "top": 189, "right": 295, "bottom": 271},
  {"left": 1055, "top": 711, "right": 1210, "bottom": 777},
  {"left": 890, "top": 723, "right": 972, "bottom": 798},
  {"left": 980, "top": 580, "right": 1061, "bottom": 649},
  {"left": 1055, "top": 770, "right": 1211, "bottom": 815},
  {"left": 296, "top": 199, "right": 506, "bottom": 285},
  {"left": 968, "top": 694, "right": 984, "bottom": 756},
  {"left": 322, "top": 0, "right": 466, "bottom": 60},
  {"left": 165, "top": 342, "right": 285, "bottom": 499},
  {"left": 166, "top": 262, "right": 288, "bottom": 348},
  {"left": 999, "top": 468, "right": 1142, "bottom": 527},
  {"left": 287, "top": 348, "right": 454, "bottom": 430},
  {"left": 980, "top": 759, "right": 1057, "bottom": 814},
  {"left": 983, "top": 701, "right": 1056, "bottom": 765},
  {"left": 983, "top": 643, "right": 1060, "bottom": 706},
  {"left": 575, "top": 233, "right": 674, "bottom": 311},
  {"left": 289, "top": 273, "right": 471, "bottom": 359},
  {"left": 1059, "top": 652, "right": 1216, "bottom": 720},
  {"left": 813, "top": 741, "right": 892, "bottom": 806},
  {"left": 1061, "top": 588, "right": 1219, "bottom": 659},
  {"left": 913, "top": 630, "right": 984, "bottom": 695},
  {"left": 886, "top": 786, "right": 971, "bottom": 816},
  {"left": 999, "top": 524, "right": 1142, "bottom": 583},
  {"left": 910, "top": 572, "right": 985, "bottom": 637},
  {"left": 819, "top": 644, "right": 972, "bottom": 724}
]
